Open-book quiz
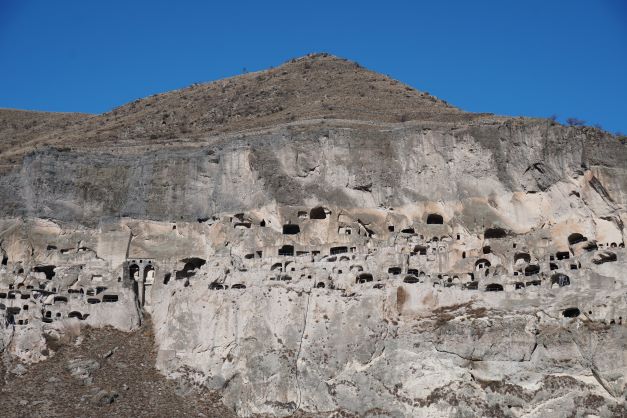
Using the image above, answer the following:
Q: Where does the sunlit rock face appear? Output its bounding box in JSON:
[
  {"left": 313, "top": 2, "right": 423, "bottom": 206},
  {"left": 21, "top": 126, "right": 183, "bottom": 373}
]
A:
[{"left": 0, "top": 54, "right": 626, "bottom": 417}]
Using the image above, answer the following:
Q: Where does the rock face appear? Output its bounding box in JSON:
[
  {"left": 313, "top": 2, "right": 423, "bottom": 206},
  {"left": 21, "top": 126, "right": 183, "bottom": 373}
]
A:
[{"left": 0, "top": 54, "right": 626, "bottom": 417}]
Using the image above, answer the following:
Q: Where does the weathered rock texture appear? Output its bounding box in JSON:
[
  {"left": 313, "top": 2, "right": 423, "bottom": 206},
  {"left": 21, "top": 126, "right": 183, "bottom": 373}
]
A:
[{"left": 0, "top": 54, "right": 626, "bottom": 417}]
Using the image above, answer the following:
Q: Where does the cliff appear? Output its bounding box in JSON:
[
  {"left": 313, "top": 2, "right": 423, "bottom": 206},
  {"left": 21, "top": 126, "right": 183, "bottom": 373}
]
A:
[{"left": 0, "top": 54, "right": 625, "bottom": 417}]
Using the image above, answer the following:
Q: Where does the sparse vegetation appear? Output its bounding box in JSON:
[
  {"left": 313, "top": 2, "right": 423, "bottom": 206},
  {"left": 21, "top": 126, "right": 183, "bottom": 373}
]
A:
[{"left": 566, "top": 117, "right": 585, "bottom": 127}]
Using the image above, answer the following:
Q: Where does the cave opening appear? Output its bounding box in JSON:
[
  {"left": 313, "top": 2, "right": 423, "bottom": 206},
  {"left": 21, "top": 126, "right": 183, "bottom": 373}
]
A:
[
  {"left": 310, "top": 207, "right": 327, "bottom": 219},
  {"left": 282, "top": 224, "right": 300, "bottom": 235},
  {"left": 356, "top": 273, "right": 373, "bottom": 283},
  {"left": 175, "top": 257, "right": 206, "bottom": 279},
  {"left": 568, "top": 233, "right": 586, "bottom": 246},
  {"left": 33, "top": 265, "right": 56, "bottom": 280},
  {"left": 278, "top": 245, "right": 294, "bottom": 256},
  {"left": 426, "top": 214, "right": 443, "bottom": 224},
  {"left": 484, "top": 228, "right": 507, "bottom": 239},
  {"left": 562, "top": 308, "right": 580, "bottom": 318},
  {"left": 485, "top": 283, "right": 504, "bottom": 292}
]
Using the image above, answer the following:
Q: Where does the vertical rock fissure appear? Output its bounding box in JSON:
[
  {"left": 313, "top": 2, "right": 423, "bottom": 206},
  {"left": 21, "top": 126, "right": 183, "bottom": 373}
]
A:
[{"left": 293, "top": 289, "right": 312, "bottom": 414}]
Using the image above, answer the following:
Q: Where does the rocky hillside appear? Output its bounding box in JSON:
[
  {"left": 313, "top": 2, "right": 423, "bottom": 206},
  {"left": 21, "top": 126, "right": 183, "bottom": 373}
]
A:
[{"left": 0, "top": 54, "right": 625, "bottom": 417}]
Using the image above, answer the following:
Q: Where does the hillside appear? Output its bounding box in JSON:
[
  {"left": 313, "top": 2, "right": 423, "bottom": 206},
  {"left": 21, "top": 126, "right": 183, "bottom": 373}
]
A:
[{"left": 0, "top": 54, "right": 625, "bottom": 418}]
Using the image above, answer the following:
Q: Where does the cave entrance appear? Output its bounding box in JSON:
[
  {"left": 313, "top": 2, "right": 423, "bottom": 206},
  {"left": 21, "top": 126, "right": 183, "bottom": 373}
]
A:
[
  {"left": 278, "top": 245, "right": 294, "bottom": 257},
  {"left": 282, "top": 224, "right": 300, "bottom": 235},
  {"left": 426, "top": 213, "right": 443, "bottom": 224},
  {"left": 310, "top": 207, "right": 327, "bottom": 219},
  {"left": 562, "top": 307, "right": 580, "bottom": 318},
  {"left": 356, "top": 273, "right": 373, "bottom": 284},
  {"left": 485, "top": 283, "right": 503, "bottom": 292}
]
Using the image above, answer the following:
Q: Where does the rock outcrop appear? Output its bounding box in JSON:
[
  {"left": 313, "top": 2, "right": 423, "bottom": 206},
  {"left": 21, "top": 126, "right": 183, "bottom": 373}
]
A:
[{"left": 0, "top": 54, "right": 625, "bottom": 417}]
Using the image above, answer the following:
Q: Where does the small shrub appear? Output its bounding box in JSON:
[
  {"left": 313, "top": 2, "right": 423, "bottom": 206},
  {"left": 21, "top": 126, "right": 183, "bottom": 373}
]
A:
[{"left": 566, "top": 117, "right": 585, "bottom": 127}]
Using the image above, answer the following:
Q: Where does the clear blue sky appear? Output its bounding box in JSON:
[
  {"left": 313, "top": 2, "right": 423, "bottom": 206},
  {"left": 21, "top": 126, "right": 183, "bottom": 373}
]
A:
[{"left": 1, "top": 1, "right": 625, "bottom": 133}]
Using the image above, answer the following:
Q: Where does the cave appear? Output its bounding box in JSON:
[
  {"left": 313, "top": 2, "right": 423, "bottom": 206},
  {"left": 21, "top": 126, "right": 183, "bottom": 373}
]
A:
[
  {"left": 388, "top": 225, "right": 395, "bottom": 232},
  {"left": 401, "top": 227, "right": 415, "bottom": 234},
  {"left": 514, "top": 253, "right": 530, "bottom": 264},
  {"left": 407, "top": 268, "right": 419, "bottom": 276},
  {"left": 555, "top": 251, "right": 570, "bottom": 260},
  {"left": 403, "top": 275, "right": 419, "bottom": 284},
  {"left": 68, "top": 311, "right": 84, "bottom": 320},
  {"left": 209, "top": 283, "right": 226, "bottom": 290},
  {"left": 485, "top": 283, "right": 503, "bottom": 292},
  {"left": 413, "top": 245, "right": 427, "bottom": 255},
  {"left": 282, "top": 224, "right": 300, "bottom": 235},
  {"left": 356, "top": 273, "right": 373, "bottom": 283},
  {"left": 464, "top": 281, "right": 478, "bottom": 290},
  {"left": 310, "top": 207, "right": 327, "bottom": 219},
  {"left": 144, "top": 265, "right": 155, "bottom": 281},
  {"left": 568, "top": 233, "right": 586, "bottom": 246},
  {"left": 33, "top": 265, "right": 56, "bottom": 280},
  {"left": 373, "top": 283, "right": 384, "bottom": 289},
  {"left": 260, "top": 219, "right": 266, "bottom": 227},
  {"left": 426, "top": 213, "right": 443, "bottom": 224},
  {"left": 53, "top": 296, "right": 67, "bottom": 304},
  {"left": 315, "top": 282, "right": 326, "bottom": 288},
  {"left": 484, "top": 228, "right": 507, "bottom": 239},
  {"left": 1, "top": 255, "right": 7, "bottom": 265},
  {"left": 583, "top": 241, "right": 598, "bottom": 252},
  {"left": 330, "top": 246, "right": 348, "bottom": 255},
  {"left": 102, "top": 294, "right": 118, "bottom": 303},
  {"left": 562, "top": 307, "right": 580, "bottom": 318},
  {"left": 475, "top": 259, "right": 491, "bottom": 269},
  {"left": 279, "top": 275, "right": 292, "bottom": 281},
  {"left": 176, "top": 257, "right": 206, "bottom": 279},
  {"left": 128, "top": 264, "right": 140, "bottom": 280},
  {"left": 524, "top": 264, "right": 540, "bottom": 276},
  {"left": 515, "top": 282, "right": 525, "bottom": 290},
  {"left": 231, "top": 283, "right": 246, "bottom": 289},
  {"left": 278, "top": 245, "right": 294, "bottom": 256},
  {"left": 482, "top": 246, "right": 491, "bottom": 254},
  {"left": 551, "top": 273, "right": 570, "bottom": 287},
  {"left": 163, "top": 273, "right": 171, "bottom": 284},
  {"left": 593, "top": 251, "right": 617, "bottom": 265},
  {"left": 388, "top": 267, "right": 401, "bottom": 275},
  {"left": 7, "top": 307, "right": 21, "bottom": 315}
]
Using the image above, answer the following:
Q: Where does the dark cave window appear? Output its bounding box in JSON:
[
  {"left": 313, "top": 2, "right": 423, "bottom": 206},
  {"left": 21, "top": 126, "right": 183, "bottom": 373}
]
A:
[
  {"left": 426, "top": 214, "right": 443, "bottom": 224},
  {"left": 282, "top": 224, "right": 300, "bottom": 235},
  {"left": 310, "top": 207, "right": 327, "bottom": 219}
]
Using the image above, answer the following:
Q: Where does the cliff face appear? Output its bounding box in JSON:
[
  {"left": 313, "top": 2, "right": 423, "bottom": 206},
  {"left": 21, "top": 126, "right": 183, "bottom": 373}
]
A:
[
  {"left": 2, "top": 119, "right": 625, "bottom": 225},
  {"left": 0, "top": 54, "right": 626, "bottom": 417}
]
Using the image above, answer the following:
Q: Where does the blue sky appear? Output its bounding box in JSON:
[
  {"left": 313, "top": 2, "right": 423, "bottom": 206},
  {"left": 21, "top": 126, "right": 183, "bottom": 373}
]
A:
[{"left": 1, "top": 1, "right": 625, "bottom": 133}]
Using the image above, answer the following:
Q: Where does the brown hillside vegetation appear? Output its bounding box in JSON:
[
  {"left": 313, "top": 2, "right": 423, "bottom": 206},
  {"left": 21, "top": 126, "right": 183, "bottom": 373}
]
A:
[{"left": 0, "top": 53, "right": 500, "bottom": 168}]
